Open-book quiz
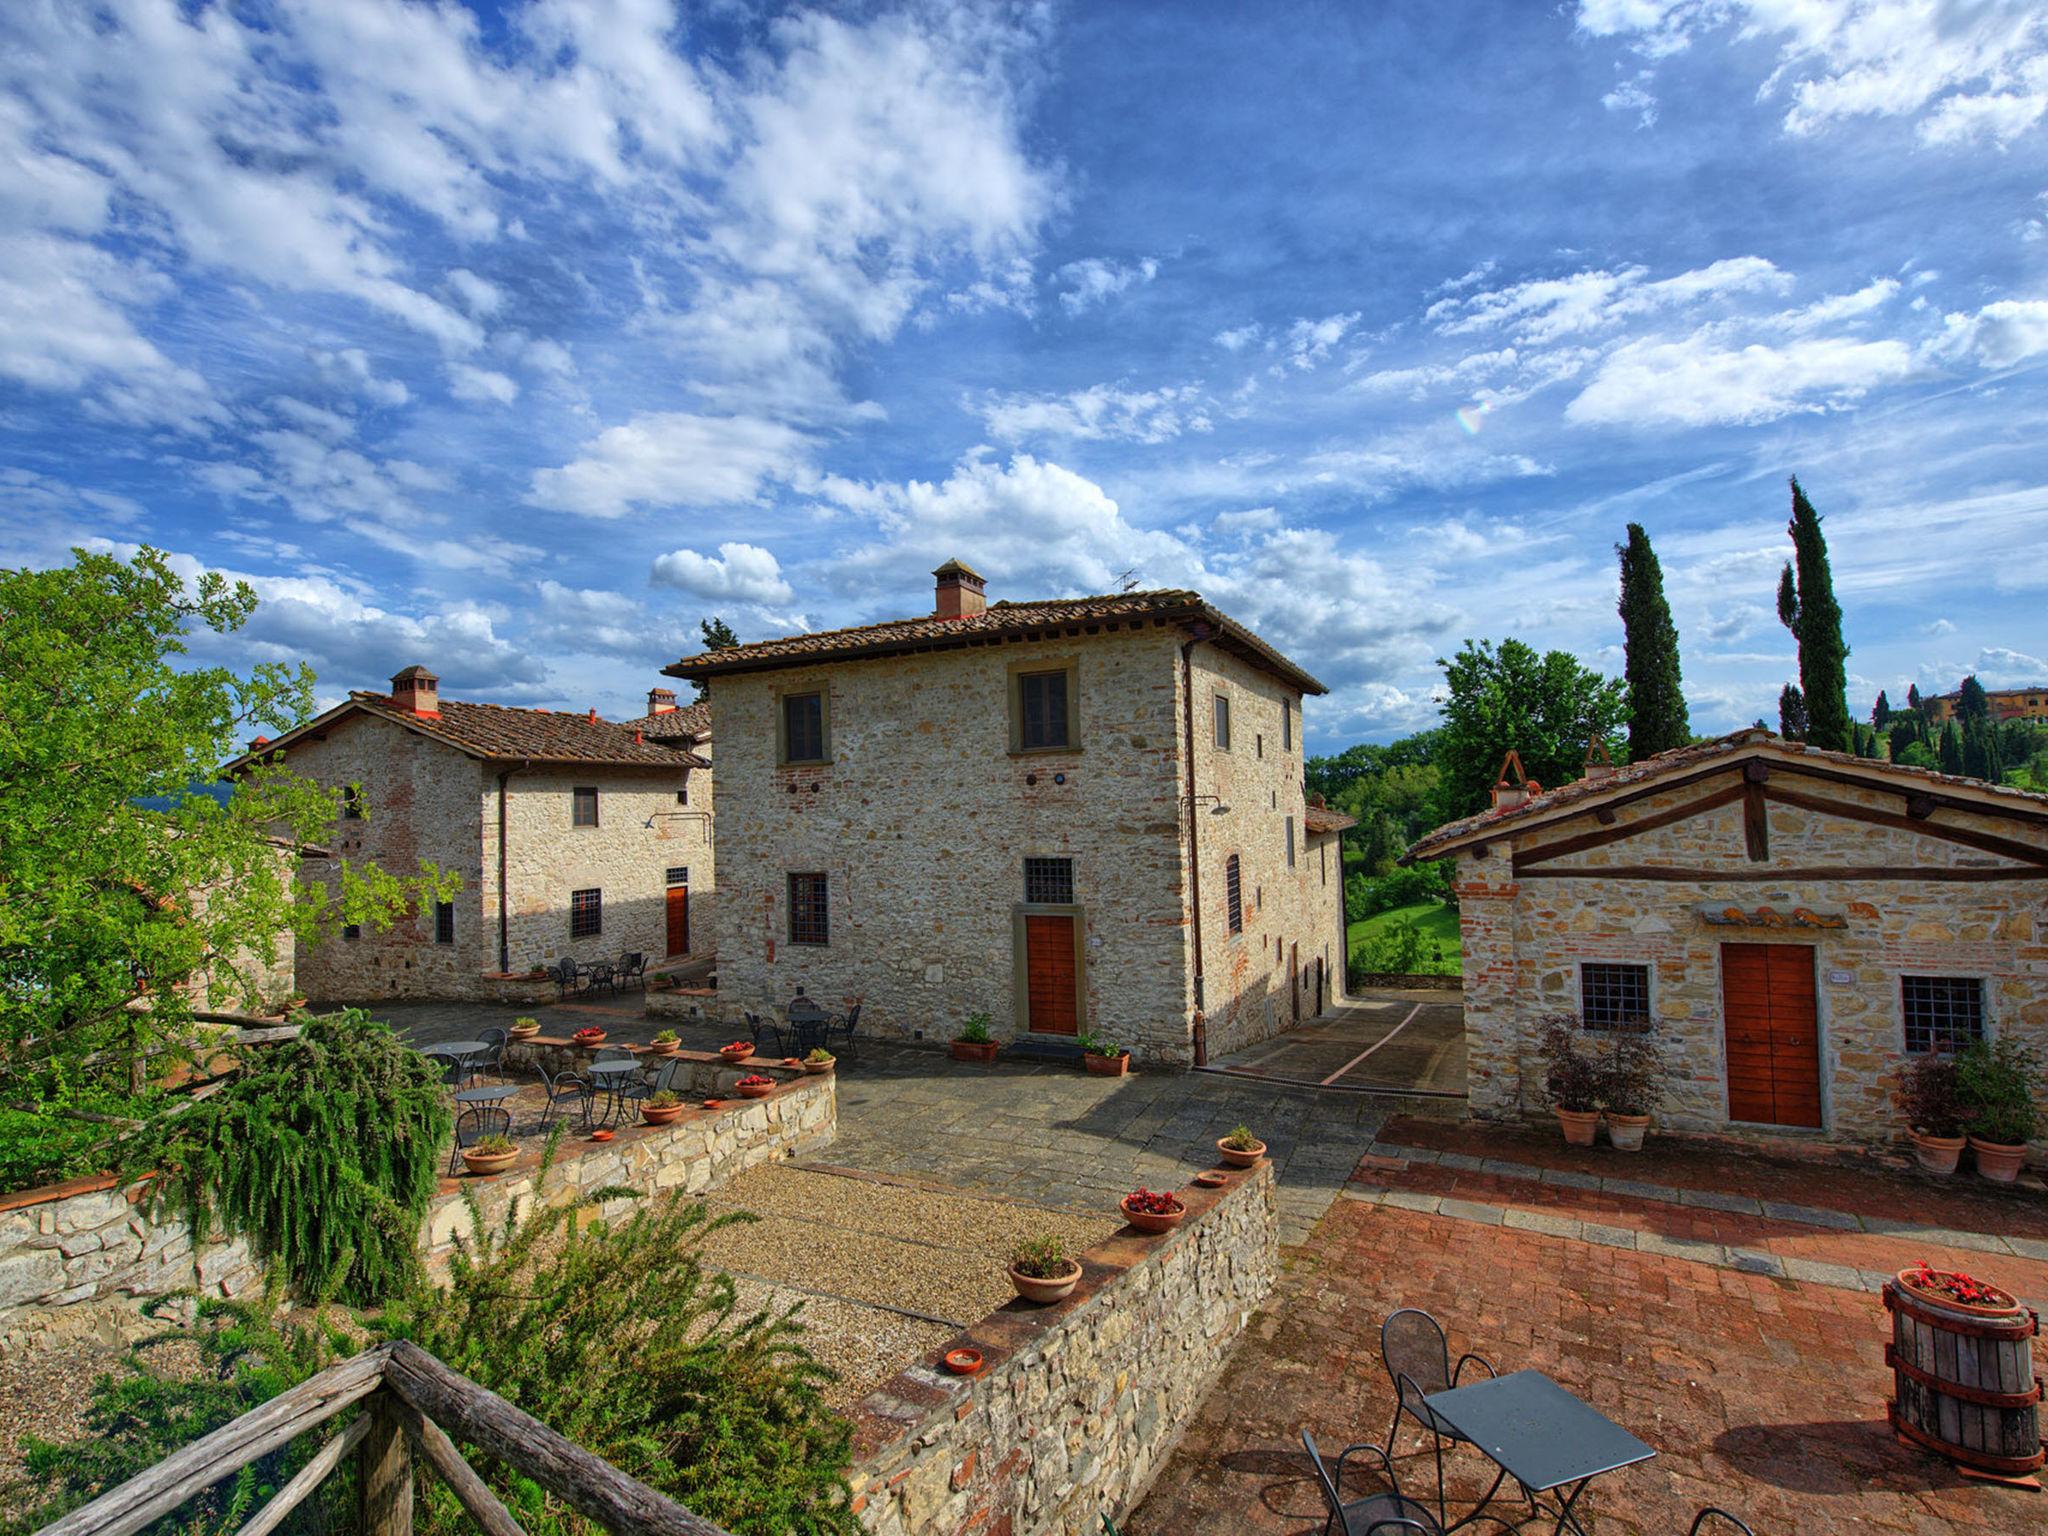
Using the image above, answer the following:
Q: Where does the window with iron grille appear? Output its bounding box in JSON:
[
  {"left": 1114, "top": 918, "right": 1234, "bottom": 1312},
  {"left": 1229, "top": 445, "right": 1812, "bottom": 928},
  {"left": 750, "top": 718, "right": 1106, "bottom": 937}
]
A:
[
  {"left": 788, "top": 872, "right": 829, "bottom": 944},
  {"left": 666, "top": 866, "right": 689, "bottom": 887},
  {"left": 1580, "top": 962, "right": 1651, "bottom": 1030},
  {"left": 1901, "top": 976, "right": 1985, "bottom": 1054},
  {"left": 1213, "top": 693, "right": 1231, "bottom": 751},
  {"left": 1285, "top": 815, "right": 1296, "bottom": 868},
  {"left": 570, "top": 888, "right": 602, "bottom": 939},
  {"left": 1225, "top": 854, "right": 1243, "bottom": 934},
  {"left": 434, "top": 901, "right": 454, "bottom": 945},
  {"left": 572, "top": 787, "right": 598, "bottom": 827},
  {"left": 782, "top": 692, "right": 826, "bottom": 763},
  {"left": 1017, "top": 670, "right": 1070, "bottom": 750},
  {"left": 1024, "top": 856, "right": 1074, "bottom": 905}
]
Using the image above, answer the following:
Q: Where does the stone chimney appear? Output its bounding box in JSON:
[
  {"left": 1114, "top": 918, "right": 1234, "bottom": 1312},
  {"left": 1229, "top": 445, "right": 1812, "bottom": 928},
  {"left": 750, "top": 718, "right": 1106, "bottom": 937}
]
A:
[
  {"left": 933, "top": 558, "right": 987, "bottom": 620},
  {"left": 647, "top": 686, "right": 678, "bottom": 716},
  {"left": 389, "top": 664, "right": 439, "bottom": 718},
  {"left": 1489, "top": 748, "right": 1540, "bottom": 811},
  {"left": 1583, "top": 735, "right": 1616, "bottom": 783}
]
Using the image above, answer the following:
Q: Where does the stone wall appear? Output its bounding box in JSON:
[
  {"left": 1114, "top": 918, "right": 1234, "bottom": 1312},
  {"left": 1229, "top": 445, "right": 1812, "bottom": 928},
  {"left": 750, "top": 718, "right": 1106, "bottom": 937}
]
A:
[
  {"left": 1456, "top": 766, "right": 2048, "bottom": 1150},
  {"left": 0, "top": 1064, "right": 832, "bottom": 1356},
  {"left": 848, "top": 1160, "right": 1276, "bottom": 1536}
]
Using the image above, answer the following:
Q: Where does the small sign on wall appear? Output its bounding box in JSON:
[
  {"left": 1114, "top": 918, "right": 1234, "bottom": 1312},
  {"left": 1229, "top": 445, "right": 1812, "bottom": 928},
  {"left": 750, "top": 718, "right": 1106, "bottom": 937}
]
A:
[{"left": 1826, "top": 968, "right": 1855, "bottom": 985}]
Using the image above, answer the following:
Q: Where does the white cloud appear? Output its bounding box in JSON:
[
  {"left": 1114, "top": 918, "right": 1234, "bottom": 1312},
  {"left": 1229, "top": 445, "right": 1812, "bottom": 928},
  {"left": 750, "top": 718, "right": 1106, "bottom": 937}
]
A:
[
  {"left": 528, "top": 412, "right": 814, "bottom": 519},
  {"left": 979, "top": 382, "right": 1212, "bottom": 444},
  {"left": 1055, "top": 256, "right": 1159, "bottom": 314},
  {"left": 650, "top": 542, "right": 796, "bottom": 607},
  {"left": 1567, "top": 331, "right": 1915, "bottom": 426},
  {"left": 1213, "top": 323, "right": 1262, "bottom": 352},
  {"left": 1602, "top": 75, "right": 1659, "bottom": 127},
  {"left": 448, "top": 364, "right": 519, "bottom": 405},
  {"left": 446, "top": 268, "right": 504, "bottom": 319},
  {"left": 1431, "top": 257, "right": 1789, "bottom": 344},
  {"left": 1975, "top": 646, "right": 2048, "bottom": 686},
  {"left": 1284, "top": 312, "right": 1361, "bottom": 369},
  {"left": 312, "top": 348, "right": 409, "bottom": 407},
  {"left": 1927, "top": 297, "right": 2048, "bottom": 368},
  {"left": 1213, "top": 506, "right": 1279, "bottom": 534}
]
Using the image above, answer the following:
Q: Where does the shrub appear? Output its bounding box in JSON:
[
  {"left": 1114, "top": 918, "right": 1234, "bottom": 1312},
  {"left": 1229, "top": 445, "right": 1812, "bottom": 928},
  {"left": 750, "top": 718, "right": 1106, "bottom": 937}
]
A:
[
  {"left": 1900, "top": 1053, "right": 1968, "bottom": 1138},
  {"left": 1347, "top": 860, "right": 1453, "bottom": 922},
  {"left": 513, "top": 1016, "right": 539, "bottom": 1030},
  {"left": 1221, "top": 1124, "right": 1261, "bottom": 1151},
  {"left": 955, "top": 1014, "right": 992, "bottom": 1044},
  {"left": 1956, "top": 1037, "right": 2042, "bottom": 1145},
  {"left": 1078, "top": 1032, "right": 1124, "bottom": 1058},
  {"left": 1594, "top": 1029, "right": 1664, "bottom": 1116},
  {"left": 1010, "top": 1234, "right": 1072, "bottom": 1278},
  {"left": 651, "top": 1028, "right": 679, "bottom": 1045},
  {"left": 805, "top": 1047, "right": 835, "bottom": 1063},
  {"left": 1354, "top": 918, "right": 1454, "bottom": 977},
  {"left": 646, "top": 1090, "right": 682, "bottom": 1109},
  {"left": 470, "top": 1134, "right": 515, "bottom": 1156},
  {"left": 1539, "top": 1019, "right": 1601, "bottom": 1113},
  {"left": 143, "top": 1008, "right": 450, "bottom": 1305}
]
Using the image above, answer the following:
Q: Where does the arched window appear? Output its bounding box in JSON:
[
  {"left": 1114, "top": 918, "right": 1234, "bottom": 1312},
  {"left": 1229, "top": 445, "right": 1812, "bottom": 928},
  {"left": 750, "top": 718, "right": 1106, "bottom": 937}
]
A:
[{"left": 1225, "top": 854, "right": 1243, "bottom": 934}]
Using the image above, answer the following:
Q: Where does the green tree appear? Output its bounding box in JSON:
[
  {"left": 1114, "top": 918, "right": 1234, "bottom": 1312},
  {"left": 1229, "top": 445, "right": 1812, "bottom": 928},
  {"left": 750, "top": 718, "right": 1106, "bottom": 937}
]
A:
[
  {"left": 0, "top": 548, "right": 450, "bottom": 1188},
  {"left": 1939, "top": 720, "right": 1966, "bottom": 775},
  {"left": 1615, "top": 523, "right": 1691, "bottom": 758},
  {"left": 1775, "top": 477, "right": 1852, "bottom": 751},
  {"left": 1872, "top": 690, "right": 1891, "bottom": 731},
  {"left": 1957, "top": 674, "right": 1990, "bottom": 724},
  {"left": 694, "top": 615, "right": 740, "bottom": 699},
  {"left": 1431, "top": 639, "right": 1630, "bottom": 821},
  {"left": 1778, "top": 683, "right": 1807, "bottom": 741},
  {"left": 1896, "top": 739, "right": 1939, "bottom": 770},
  {"left": 1906, "top": 682, "right": 1923, "bottom": 714}
]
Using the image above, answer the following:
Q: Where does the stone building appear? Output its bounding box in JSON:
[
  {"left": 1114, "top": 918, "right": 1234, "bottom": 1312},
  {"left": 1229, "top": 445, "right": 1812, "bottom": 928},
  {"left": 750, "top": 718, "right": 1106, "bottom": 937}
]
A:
[
  {"left": 1925, "top": 683, "right": 2048, "bottom": 724},
  {"left": 1406, "top": 729, "right": 2048, "bottom": 1149},
  {"left": 665, "top": 561, "right": 1351, "bottom": 1065},
  {"left": 227, "top": 668, "right": 713, "bottom": 1001}
]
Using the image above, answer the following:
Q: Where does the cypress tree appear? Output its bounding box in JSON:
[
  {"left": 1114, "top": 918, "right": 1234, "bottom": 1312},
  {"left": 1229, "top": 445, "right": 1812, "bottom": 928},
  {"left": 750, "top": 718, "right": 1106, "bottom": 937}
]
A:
[
  {"left": 1906, "top": 683, "right": 1923, "bottom": 714},
  {"left": 1616, "top": 523, "right": 1691, "bottom": 758},
  {"left": 1775, "top": 477, "right": 1852, "bottom": 751},
  {"left": 1957, "top": 674, "right": 1989, "bottom": 724},
  {"left": 1778, "top": 683, "right": 1807, "bottom": 740},
  {"left": 1939, "top": 720, "right": 1965, "bottom": 775},
  {"left": 1872, "top": 690, "right": 1891, "bottom": 731}
]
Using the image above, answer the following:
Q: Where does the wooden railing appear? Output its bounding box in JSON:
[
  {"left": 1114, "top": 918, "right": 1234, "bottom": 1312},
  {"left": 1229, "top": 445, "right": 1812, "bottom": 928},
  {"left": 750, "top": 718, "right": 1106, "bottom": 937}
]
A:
[{"left": 34, "top": 1340, "right": 734, "bottom": 1536}]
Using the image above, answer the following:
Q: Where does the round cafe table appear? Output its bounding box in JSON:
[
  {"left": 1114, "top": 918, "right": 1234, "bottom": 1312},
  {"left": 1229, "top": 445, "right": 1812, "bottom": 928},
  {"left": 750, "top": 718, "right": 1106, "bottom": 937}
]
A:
[{"left": 585, "top": 1058, "right": 642, "bottom": 1129}]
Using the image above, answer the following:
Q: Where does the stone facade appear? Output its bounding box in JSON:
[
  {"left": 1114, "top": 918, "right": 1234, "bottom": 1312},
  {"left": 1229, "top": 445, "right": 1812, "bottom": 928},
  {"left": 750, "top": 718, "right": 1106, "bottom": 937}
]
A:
[
  {"left": 0, "top": 1061, "right": 830, "bottom": 1356},
  {"left": 848, "top": 1160, "right": 1277, "bottom": 1536},
  {"left": 1431, "top": 740, "right": 2048, "bottom": 1151},
  {"left": 700, "top": 606, "right": 1343, "bottom": 1064}
]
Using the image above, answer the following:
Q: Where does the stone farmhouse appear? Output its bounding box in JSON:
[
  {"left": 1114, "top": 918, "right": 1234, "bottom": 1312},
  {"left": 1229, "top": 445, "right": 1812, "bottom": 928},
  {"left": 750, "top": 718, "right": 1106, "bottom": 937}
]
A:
[
  {"left": 1406, "top": 728, "right": 2048, "bottom": 1147},
  {"left": 1925, "top": 682, "right": 2048, "bottom": 724},
  {"left": 227, "top": 667, "right": 714, "bottom": 1001},
  {"left": 665, "top": 560, "right": 1353, "bottom": 1065}
]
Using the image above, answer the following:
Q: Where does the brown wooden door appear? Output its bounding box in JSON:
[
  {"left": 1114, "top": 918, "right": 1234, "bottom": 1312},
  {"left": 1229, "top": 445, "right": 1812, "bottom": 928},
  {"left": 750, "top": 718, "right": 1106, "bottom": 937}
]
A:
[
  {"left": 1024, "top": 914, "right": 1079, "bottom": 1035},
  {"left": 665, "top": 883, "right": 689, "bottom": 957},
  {"left": 1721, "top": 943, "right": 1821, "bottom": 1127}
]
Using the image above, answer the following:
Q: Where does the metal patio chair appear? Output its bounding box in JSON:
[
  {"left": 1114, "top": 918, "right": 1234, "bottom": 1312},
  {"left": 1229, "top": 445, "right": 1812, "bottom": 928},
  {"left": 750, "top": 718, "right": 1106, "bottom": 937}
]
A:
[
  {"left": 1686, "top": 1512, "right": 1755, "bottom": 1536},
  {"left": 828, "top": 1000, "right": 863, "bottom": 1062},
  {"left": 551, "top": 958, "right": 581, "bottom": 999},
  {"left": 615, "top": 952, "right": 647, "bottom": 989},
  {"left": 745, "top": 1009, "right": 783, "bottom": 1058},
  {"left": 1380, "top": 1308, "right": 1511, "bottom": 1528},
  {"left": 473, "top": 1027, "right": 508, "bottom": 1079},
  {"left": 422, "top": 1046, "right": 466, "bottom": 1089},
  {"left": 536, "top": 1062, "right": 594, "bottom": 1132},
  {"left": 1300, "top": 1430, "right": 1517, "bottom": 1536},
  {"left": 447, "top": 1102, "right": 513, "bottom": 1174}
]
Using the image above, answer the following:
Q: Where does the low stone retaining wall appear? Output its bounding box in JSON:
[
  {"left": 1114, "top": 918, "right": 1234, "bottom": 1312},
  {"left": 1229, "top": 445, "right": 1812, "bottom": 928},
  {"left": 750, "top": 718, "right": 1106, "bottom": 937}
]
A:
[
  {"left": 847, "top": 1160, "right": 1277, "bottom": 1536},
  {"left": 1348, "top": 970, "right": 1462, "bottom": 991},
  {"left": 0, "top": 1057, "right": 834, "bottom": 1357}
]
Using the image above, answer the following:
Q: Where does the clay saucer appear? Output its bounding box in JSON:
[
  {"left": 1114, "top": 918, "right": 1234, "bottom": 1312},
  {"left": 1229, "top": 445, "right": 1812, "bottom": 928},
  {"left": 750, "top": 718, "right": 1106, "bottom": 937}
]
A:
[{"left": 943, "top": 1347, "right": 983, "bottom": 1375}]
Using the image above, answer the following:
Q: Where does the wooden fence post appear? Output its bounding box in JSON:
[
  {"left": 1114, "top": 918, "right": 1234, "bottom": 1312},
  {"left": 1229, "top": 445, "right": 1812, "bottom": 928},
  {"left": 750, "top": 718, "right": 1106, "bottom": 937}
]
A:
[{"left": 358, "top": 1394, "right": 413, "bottom": 1536}]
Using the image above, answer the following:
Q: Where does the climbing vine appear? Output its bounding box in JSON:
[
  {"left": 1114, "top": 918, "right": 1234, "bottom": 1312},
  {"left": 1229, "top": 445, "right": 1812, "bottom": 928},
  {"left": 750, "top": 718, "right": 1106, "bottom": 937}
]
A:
[{"left": 147, "top": 1008, "right": 450, "bottom": 1304}]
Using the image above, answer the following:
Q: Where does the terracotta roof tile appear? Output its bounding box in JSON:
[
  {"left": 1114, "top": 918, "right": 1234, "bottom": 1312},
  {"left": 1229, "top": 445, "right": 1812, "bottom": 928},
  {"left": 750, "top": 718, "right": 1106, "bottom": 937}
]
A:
[
  {"left": 663, "top": 588, "right": 1327, "bottom": 695},
  {"left": 226, "top": 694, "right": 705, "bottom": 773},
  {"left": 1403, "top": 727, "right": 2048, "bottom": 861},
  {"left": 1304, "top": 804, "right": 1358, "bottom": 834},
  {"left": 619, "top": 698, "right": 711, "bottom": 742}
]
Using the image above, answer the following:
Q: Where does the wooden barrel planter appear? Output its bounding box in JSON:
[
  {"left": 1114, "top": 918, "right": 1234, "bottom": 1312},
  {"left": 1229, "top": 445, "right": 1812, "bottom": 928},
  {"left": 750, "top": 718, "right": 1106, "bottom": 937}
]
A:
[{"left": 1884, "top": 1265, "right": 2044, "bottom": 1476}]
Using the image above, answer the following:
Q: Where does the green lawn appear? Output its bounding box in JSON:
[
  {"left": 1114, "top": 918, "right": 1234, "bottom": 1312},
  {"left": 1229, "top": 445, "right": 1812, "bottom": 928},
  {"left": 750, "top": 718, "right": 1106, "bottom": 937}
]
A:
[{"left": 1346, "top": 899, "right": 1462, "bottom": 964}]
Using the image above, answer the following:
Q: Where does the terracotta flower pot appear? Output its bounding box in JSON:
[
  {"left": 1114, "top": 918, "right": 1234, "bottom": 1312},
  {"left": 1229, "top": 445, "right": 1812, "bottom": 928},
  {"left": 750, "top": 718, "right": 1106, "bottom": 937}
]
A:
[
  {"left": 951, "top": 1039, "right": 999, "bottom": 1064},
  {"left": 647, "top": 1040, "right": 679, "bottom": 1057},
  {"left": 1969, "top": 1136, "right": 2028, "bottom": 1184},
  {"left": 640, "top": 1104, "right": 684, "bottom": 1126},
  {"left": 508, "top": 1025, "right": 541, "bottom": 1041},
  {"left": 1908, "top": 1128, "right": 1966, "bottom": 1176},
  {"left": 589, "top": 1129, "right": 615, "bottom": 1143},
  {"left": 1605, "top": 1112, "right": 1650, "bottom": 1152},
  {"left": 803, "top": 1056, "right": 835, "bottom": 1075},
  {"left": 1009, "top": 1260, "right": 1082, "bottom": 1305},
  {"left": 1555, "top": 1107, "right": 1600, "bottom": 1147},
  {"left": 1120, "top": 1195, "right": 1186, "bottom": 1235},
  {"left": 1216, "top": 1137, "right": 1266, "bottom": 1168},
  {"left": 738, "top": 1081, "right": 774, "bottom": 1100},
  {"left": 573, "top": 1030, "right": 607, "bottom": 1046},
  {"left": 1084, "top": 1052, "right": 1131, "bottom": 1077},
  {"left": 719, "top": 1044, "right": 752, "bottom": 1063},
  {"left": 460, "top": 1148, "right": 518, "bottom": 1176}
]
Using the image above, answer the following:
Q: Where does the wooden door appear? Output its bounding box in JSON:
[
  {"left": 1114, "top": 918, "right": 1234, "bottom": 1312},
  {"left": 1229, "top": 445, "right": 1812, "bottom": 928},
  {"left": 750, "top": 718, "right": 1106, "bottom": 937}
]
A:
[
  {"left": 665, "top": 882, "right": 689, "bottom": 957},
  {"left": 1024, "top": 914, "right": 1079, "bottom": 1035},
  {"left": 1721, "top": 943, "right": 1821, "bottom": 1127}
]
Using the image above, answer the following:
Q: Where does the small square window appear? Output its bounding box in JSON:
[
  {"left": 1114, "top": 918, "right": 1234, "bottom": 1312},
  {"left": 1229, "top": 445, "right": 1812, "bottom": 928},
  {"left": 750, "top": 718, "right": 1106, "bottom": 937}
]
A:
[
  {"left": 570, "top": 888, "right": 602, "bottom": 939},
  {"left": 666, "top": 866, "right": 689, "bottom": 887},
  {"left": 782, "top": 692, "right": 826, "bottom": 764},
  {"left": 1024, "top": 856, "right": 1074, "bottom": 905},
  {"left": 1901, "top": 976, "right": 1985, "bottom": 1054},
  {"left": 434, "top": 901, "right": 454, "bottom": 945},
  {"left": 342, "top": 922, "right": 361, "bottom": 942},
  {"left": 788, "top": 873, "right": 829, "bottom": 945},
  {"left": 1581, "top": 963, "right": 1651, "bottom": 1030},
  {"left": 1017, "top": 670, "right": 1071, "bottom": 751},
  {"left": 572, "top": 787, "right": 598, "bottom": 827},
  {"left": 677, "top": 786, "right": 689, "bottom": 806},
  {"left": 1214, "top": 693, "right": 1231, "bottom": 751}
]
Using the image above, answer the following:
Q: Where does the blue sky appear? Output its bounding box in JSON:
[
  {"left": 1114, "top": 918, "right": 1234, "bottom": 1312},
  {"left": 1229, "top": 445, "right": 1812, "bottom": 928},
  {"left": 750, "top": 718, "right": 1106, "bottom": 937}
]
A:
[{"left": 3, "top": 0, "right": 2045, "bottom": 749}]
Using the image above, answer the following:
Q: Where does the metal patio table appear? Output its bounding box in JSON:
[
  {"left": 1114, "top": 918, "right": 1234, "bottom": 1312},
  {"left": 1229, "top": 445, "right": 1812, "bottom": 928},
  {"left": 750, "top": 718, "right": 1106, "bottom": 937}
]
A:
[
  {"left": 1423, "top": 1369, "right": 1655, "bottom": 1535},
  {"left": 784, "top": 1004, "right": 834, "bottom": 1057},
  {"left": 437, "top": 1040, "right": 490, "bottom": 1088},
  {"left": 584, "top": 1058, "right": 642, "bottom": 1129},
  {"left": 449, "top": 1083, "right": 519, "bottom": 1171}
]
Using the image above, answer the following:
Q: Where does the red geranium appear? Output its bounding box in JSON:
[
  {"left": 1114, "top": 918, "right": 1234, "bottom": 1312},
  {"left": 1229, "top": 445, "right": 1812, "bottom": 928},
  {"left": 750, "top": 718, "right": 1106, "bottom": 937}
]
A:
[
  {"left": 1906, "top": 1260, "right": 2008, "bottom": 1307},
  {"left": 1124, "top": 1188, "right": 1183, "bottom": 1216},
  {"left": 723, "top": 1040, "right": 752, "bottom": 1052},
  {"left": 737, "top": 1073, "right": 773, "bottom": 1087}
]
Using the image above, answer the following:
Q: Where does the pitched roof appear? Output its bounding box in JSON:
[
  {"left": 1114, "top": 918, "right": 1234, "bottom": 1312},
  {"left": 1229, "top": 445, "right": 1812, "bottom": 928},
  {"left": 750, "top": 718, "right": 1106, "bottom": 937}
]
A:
[
  {"left": 1304, "top": 803, "right": 1358, "bottom": 835},
  {"left": 1403, "top": 727, "right": 2048, "bottom": 862},
  {"left": 662, "top": 588, "right": 1328, "bottom": 695},
  {"left": 224, "top": 693, "right": 707, "bottom": 774},
  {"left": 619, "top": 698, "right": 712, "bottom": 743}
]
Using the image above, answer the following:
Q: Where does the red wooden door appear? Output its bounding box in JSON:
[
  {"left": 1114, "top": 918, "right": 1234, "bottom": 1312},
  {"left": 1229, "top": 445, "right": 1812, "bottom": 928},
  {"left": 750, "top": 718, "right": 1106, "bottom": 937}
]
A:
[
  {"left": 1721, "top": 943, "right": 1821, "bottom": 1127},
  {"left": 665, "top": 883, "right": 689, "bottom": 957},
  {"left": 1024, "top": 914, "right": 1079, "bottom": 1035}
]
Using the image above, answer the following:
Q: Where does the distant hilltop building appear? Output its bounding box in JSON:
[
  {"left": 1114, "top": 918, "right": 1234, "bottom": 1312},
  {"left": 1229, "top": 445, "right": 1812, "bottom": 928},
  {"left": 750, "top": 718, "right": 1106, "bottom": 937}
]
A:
[{"left": 1924, "top": 684, "right": 2048, "bottom": 724}]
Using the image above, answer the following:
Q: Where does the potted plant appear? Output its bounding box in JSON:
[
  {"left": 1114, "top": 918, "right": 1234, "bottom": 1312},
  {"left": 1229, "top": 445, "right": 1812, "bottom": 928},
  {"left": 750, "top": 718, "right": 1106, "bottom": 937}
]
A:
[
  {"left": 951, "top": 1014, "right": 1000, "bottom": 1065},
  {"left": 1956, "top": 1037, "right": 2040, "bottom": 1183},
  {"left": 1216, "top": 1124, "right": 1266, "bottom": 1167},
  {"left": 1120, "top": 1187, "right": 1186, "bottom": 1234},
  {"left": 640, "top": 1089, "right": 685, "bottom": 1126},
  {"left": 1080, "top": 1033, "right": 1131, "bottom": 1077},
  {"left": 648, "top": 1029, "right": 680, "bottom": 1057},
  {"left": 1008, "top": 1234, "right": 1083, "bottom": 1304},
  {"left": 1899, "top": 1053, "right": 1968, "bottom": 1174},
  {"left": 719, "top": 1039, "right": 754, "bottom": 1063},
  {"left": 509, "top": 1016, "right": 541, "bottom": 1041},
  {"left": 803, "top": 1047, "right": 836, "bottom": 1075},
  {"left": 1540, "top": 1020, "right": 1602, "bottom": 1147},
  {"left": 736, "top": 1073, "right": 775, "bottom": 1100},
  {"left": 1594, "top": 1028, "right": 1663, "bottom": 1152},
  {"left": 572, "top": 1025, "right": 608, "bottom": 1046},
  {"left": 460, "top": 1133, "right": 518, "bottom": 1176}
]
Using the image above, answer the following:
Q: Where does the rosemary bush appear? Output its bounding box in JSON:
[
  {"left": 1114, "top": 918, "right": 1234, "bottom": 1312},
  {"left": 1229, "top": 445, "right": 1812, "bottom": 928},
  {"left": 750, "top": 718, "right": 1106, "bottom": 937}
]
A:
[{"left": 147, "top": 1008, "right": 450, "bottom": 1305}]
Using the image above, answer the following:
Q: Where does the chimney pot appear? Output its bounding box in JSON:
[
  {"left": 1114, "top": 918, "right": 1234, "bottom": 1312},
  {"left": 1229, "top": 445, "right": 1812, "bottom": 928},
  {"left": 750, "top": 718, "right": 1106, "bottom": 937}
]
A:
[
  {"left": 389, "top": 664, "right": 440, "bottom": 718},
  {"left": 587, "top": 707, "right": 598, "bottom": 725},
  {"left": 933, "top": 557, "right": 987, "bottom": 620},
  {"left": 646, "top": 686, "right": 677, "bottom": 716}
]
